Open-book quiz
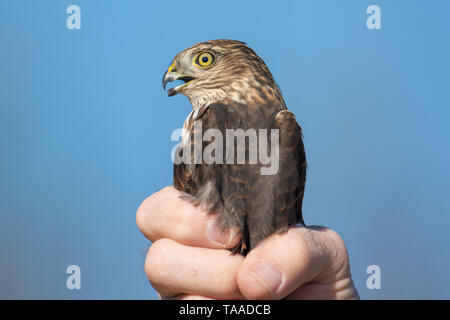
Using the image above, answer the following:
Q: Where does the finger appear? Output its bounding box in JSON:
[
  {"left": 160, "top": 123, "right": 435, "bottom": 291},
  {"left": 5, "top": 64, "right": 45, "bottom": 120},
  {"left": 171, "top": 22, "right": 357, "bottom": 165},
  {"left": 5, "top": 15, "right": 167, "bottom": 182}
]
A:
[
  {"left": 285, "top": 277, "right": 360, "bottom": 300},
  {"left": 145, "top": 238, "right": 245, "bottom": 299},
  {"left": 236, "top": 226, "right": 351, "bottom": 300},
  {"left": 136, "top": 186, "right": 241, "bottom": 249}
]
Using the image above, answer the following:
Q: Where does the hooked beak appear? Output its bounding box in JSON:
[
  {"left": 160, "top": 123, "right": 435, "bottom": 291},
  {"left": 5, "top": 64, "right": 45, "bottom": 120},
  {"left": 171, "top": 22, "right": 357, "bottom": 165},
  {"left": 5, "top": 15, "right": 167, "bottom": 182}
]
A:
[
  {"left": 162, "top": 70, "right": 178, "bottom": 96},
  {"left": 162, "top": 68, "right": 195, "bottom": 97}
]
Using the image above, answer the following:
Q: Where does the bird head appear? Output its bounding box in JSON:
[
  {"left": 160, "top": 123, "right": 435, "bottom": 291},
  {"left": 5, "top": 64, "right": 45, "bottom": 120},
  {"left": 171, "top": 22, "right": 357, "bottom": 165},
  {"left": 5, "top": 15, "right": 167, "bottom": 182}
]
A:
[{"left": 162, "top": 40, "right": 284, "bottom": 110}]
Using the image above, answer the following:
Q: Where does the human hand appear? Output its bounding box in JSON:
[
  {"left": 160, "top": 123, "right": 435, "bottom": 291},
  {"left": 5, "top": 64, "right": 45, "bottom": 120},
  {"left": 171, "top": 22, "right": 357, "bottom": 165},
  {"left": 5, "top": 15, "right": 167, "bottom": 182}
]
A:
[{"left": 136, "top": 186, "right": 359, "bottom": 300}]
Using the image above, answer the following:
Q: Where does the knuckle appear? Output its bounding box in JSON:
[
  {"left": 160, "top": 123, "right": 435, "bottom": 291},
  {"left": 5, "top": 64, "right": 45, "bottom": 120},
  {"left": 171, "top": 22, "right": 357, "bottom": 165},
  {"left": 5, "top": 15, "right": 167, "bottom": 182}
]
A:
[
  {"left": 136, "top": 188, "right": 171, "bottom": 237},
  {"left": 136, "top": 197, "right": 153, "bottom": 236},
  {"left": 291, "top": 228, "right": 314, "bottom": 262},
  {"left": 320, "top": 228, "right": 351, "bottom": 277},
  {"left": 324, "top": 228, "right": 349, "bottom": 258},
  {"left": 160, "top": 185, "right": 175, "bottom": 195},
  {"left": 135, "top": 200, "right": 147, "bottom": 233},
  {"left": 144, "top": 239, "right": 172, "bottom": 286}
]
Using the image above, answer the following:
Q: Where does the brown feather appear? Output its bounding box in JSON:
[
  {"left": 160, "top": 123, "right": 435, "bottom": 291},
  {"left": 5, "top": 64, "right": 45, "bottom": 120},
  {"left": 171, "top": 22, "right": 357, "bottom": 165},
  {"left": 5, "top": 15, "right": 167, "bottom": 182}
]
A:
[{"left": 169, "top": 40, "right": 307, "bottom": 255}]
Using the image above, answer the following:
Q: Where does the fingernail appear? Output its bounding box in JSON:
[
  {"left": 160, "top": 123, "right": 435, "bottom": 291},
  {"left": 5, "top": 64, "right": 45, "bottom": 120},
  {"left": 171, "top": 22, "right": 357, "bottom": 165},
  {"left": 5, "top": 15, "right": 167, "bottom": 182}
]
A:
[
  {"left": 206, "top": 219, "right": 236, "bottom": 247},
  {"left": 249, "top": 262, "right": 282, "bottom": 295}
]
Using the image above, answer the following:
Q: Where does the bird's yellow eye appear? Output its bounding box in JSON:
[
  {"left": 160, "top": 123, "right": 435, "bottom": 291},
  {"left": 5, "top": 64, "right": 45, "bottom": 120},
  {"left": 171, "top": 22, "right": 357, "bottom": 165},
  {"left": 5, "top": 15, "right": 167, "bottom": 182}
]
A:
[{"left": 194, "top": 52, "right": 215, "bottom": 68}]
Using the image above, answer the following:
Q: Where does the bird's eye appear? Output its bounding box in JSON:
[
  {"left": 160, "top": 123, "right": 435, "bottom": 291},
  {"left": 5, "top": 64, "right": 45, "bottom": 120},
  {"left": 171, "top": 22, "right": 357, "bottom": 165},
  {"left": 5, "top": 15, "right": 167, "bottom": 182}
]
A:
[{"left": 194, "top": 52, "right": 215, "bottom": 68}]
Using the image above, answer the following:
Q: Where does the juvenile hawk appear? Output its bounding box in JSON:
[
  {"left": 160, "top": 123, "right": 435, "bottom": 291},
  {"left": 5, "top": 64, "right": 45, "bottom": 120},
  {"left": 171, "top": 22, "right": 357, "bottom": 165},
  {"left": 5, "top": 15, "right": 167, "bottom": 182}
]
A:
[{"left": 162, "top": 40, "right": 306, "bottom": 255}]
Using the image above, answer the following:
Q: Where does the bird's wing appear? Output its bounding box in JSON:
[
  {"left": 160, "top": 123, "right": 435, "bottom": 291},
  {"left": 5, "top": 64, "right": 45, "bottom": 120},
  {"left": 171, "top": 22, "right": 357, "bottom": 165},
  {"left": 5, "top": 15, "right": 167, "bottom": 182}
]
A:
[
  {"left": 173, "top": 103, "right": 306, "bottom": 253},
  {"left": 273, "top": 109, "right": 306, "bottom": 227},
  {"left": 173, "top": 102, "right": 250, "bottom": 223},
  {"left": 245, "top": 109, "right": 306, "bottom": 249}
]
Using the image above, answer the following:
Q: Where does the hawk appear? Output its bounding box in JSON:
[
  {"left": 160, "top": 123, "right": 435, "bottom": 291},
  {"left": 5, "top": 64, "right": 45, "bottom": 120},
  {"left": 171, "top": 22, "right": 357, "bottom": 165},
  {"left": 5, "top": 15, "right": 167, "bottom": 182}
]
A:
[{"left": 162, "top": 40, "right": 306, "bottom": 255}]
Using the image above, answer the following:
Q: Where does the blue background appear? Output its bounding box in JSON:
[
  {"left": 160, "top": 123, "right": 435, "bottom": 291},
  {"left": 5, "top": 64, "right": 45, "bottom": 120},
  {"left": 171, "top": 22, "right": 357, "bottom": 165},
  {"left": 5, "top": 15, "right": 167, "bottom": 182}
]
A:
[{"left": 1, "top": 0, "right": 449, "bottom": 299}]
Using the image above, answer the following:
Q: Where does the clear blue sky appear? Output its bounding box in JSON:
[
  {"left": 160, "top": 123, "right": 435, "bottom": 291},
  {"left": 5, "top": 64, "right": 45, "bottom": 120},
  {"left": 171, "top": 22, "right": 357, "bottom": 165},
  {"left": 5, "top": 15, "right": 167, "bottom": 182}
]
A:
[{"left": 0, "top": 0, "right": 449, "bottom": 299}]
